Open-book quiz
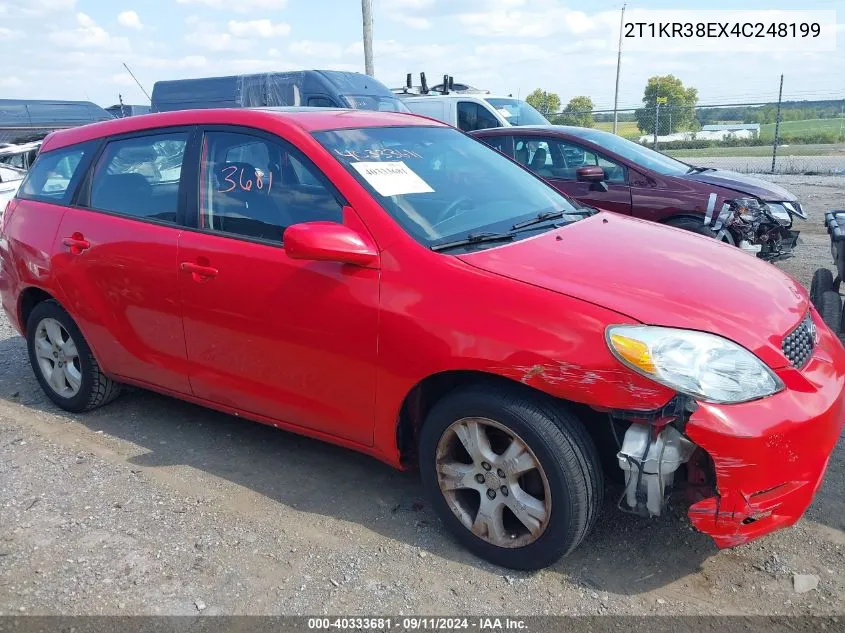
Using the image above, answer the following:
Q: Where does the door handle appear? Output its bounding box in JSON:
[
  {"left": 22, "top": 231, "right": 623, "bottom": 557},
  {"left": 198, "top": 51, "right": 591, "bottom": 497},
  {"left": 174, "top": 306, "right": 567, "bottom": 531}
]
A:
[
  {"left": 62, "top": 234, "right": 90, "bottom": 254},
  {"left": 180, "top": 261, "right": 219, "bottom": 279}
]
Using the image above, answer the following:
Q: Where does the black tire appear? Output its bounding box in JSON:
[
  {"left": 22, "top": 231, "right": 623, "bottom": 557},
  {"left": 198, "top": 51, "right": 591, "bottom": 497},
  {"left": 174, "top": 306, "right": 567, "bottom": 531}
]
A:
[
  {"left": 419, "top": 384, "right": 603, "bottom": 570},
  {"left": 26, "top": 300, "right": 121, "bottom": 412},
  {"left": 810, "top": 268, "right": 834, "bottom": 311},
  {"left": 819, "top": 291, "right": 842, "bottom": 334},
  {"left": 665, "top": 216, "right": 735, "bottom": 245}
]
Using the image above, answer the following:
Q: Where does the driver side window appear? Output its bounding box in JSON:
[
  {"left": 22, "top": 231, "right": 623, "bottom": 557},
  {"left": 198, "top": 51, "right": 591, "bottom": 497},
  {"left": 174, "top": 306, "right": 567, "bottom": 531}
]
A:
[
  {"left": 199, "top": 130, "right": 343, "bottom": 243},
  {"left": 551, "top": 140, "right": 626, "bottom": 183}
]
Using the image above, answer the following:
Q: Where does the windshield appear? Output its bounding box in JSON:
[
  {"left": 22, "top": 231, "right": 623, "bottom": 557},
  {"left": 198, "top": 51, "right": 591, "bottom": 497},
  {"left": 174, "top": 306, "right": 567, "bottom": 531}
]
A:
[
  {"left": 563, "top": 128, "right": 691, "bottom": 175},
  {"left": 343, "top": 94, "right": 410, "bottom": 113},
  {"left": 484, "top": 98, "right": 549, "bottom": 126},
  {"left": 314, "top": 126, "right": 585, "bottom": 251}
]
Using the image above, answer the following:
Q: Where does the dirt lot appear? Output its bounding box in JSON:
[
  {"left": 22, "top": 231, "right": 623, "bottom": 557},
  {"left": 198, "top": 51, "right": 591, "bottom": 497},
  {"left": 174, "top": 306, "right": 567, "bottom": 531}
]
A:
[{"left": 1, "top": 175, "right": 844, "bottom": 617}]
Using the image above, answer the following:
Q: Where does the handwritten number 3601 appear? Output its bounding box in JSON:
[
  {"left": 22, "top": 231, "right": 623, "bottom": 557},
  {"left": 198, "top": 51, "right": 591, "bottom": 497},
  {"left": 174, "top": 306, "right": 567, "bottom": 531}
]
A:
[{"left": 218, "top": 165, "right": 273, "bottom": 194}]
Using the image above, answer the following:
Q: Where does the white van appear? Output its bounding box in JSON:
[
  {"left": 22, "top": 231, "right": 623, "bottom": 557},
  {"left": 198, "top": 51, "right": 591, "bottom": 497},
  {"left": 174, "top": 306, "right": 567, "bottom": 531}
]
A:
[{"left": 403, "top": 94, "right": 549, "bottom": 132}]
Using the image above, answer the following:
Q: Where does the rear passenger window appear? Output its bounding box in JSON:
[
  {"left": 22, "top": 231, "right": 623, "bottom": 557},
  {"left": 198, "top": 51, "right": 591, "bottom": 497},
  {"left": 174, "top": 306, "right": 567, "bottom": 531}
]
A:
[
  {"left": 199, "top": 130, "right": 343, "bottom": 243},
  {"left": 89, "top": 132, "right": 188, "bottom": 223},
  {"left": 19, "top": 144, "right": 91, "bottom": 204}
]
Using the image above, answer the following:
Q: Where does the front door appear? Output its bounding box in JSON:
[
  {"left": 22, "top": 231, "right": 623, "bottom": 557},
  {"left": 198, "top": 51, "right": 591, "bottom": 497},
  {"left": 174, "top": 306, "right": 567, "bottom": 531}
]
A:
[
  {"left": 51, "top": 129, "right": 193, "bottom": 393},
  {"left": 177, "top": 127, "right": 380, "bottom": 445},
  {"left": 512, "top": 136, "right": 633, "bottom": 215}
]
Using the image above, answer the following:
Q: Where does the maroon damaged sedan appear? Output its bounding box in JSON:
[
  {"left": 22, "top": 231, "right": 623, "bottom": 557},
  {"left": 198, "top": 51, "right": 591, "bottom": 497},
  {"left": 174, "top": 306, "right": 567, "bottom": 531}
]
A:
[{"left": 472, "top": 126, "right": 805, "bottom": 261}]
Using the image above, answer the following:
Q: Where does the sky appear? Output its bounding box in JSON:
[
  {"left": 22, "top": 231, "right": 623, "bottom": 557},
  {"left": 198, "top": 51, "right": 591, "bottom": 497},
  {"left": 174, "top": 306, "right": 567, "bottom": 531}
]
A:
[{"left": 0, "top": 0, "right": 843, "bottom": 111}]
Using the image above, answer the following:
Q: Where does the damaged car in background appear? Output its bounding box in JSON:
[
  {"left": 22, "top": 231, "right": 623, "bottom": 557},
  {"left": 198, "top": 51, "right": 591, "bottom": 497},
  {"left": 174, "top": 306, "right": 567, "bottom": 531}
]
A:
[
  {"left": 472, "top": 125, "right": 805, "bottom": 261},
  {"left": 1, "top": 109, "right": 842, "bottom": 571}
]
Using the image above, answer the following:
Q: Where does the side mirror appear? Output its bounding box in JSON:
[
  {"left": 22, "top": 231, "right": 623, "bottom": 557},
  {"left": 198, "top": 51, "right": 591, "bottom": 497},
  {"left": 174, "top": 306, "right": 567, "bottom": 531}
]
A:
[
  {"left": 284, "top": 222, "right": 378, "bottom": 267},
  {"left": 575, "top": 166, "right": 606, "bottom": 183},
  {"left": 576, "top": 166, "right": 609, "bottom": 192}
]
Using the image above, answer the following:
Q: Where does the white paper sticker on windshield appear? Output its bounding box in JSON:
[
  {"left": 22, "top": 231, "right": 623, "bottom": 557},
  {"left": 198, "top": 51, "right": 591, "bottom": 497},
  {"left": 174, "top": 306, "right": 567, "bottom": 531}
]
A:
[{"left": 350, "top": 161, "right": 434, "bottom": 197}]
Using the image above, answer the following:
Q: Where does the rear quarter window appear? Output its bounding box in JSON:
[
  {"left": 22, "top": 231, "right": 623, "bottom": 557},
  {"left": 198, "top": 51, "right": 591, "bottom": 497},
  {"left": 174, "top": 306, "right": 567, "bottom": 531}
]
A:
[{"left": 18, "top": 143, "right": 94, "bottom": 205}]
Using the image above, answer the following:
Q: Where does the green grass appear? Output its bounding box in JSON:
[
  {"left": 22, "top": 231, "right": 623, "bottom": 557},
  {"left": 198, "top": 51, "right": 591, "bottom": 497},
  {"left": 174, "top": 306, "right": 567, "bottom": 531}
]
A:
[
  {"left": 591, "top": 117, "right": 845, "bottom": 143},
  {"left": 592, "top": 120, "right": 640, "bottom": 138},
  {"left": 759, "top": 118, "right": 845, "bottom": 141},
  {"left": 665, "top": 143, "right": 845, "bottom": 158}
]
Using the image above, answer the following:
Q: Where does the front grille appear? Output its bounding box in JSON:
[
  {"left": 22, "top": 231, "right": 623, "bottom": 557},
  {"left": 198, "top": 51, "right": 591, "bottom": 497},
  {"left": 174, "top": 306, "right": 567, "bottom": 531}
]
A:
[{"left": 781, "top": 314, "right": 815, "bottom": 368}]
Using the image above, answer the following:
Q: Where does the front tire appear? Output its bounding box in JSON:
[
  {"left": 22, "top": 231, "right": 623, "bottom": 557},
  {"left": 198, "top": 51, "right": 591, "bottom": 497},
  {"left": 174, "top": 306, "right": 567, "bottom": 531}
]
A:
[
  {"left": 419, "top": 384, "right": 603, "bottom": 570},
  {"left": 819, "top": 291, "right": 843, "bottom": 335},
  {"left": 26, "top": 300, "right": 121, "bottom": 412},
  {"left": 810, "top": 268, "right": 834, "bottom": 311}
]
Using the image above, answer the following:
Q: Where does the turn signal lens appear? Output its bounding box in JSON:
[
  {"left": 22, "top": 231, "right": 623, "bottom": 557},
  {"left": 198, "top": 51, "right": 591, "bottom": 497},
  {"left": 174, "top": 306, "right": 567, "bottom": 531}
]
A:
[{"left": 608, "top": 334, "right": 656, "bottom": 373}]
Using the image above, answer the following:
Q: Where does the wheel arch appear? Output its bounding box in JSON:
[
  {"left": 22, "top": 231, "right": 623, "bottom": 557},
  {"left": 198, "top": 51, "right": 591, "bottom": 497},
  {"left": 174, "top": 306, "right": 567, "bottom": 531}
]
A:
[
  {"left": 661, "top": 212, "right": 707, "bottom": 226},
  {"left": 17, "top": 286, "right": 109, "bottom": 375},
  {"left": 17, "top": 286, "right": 55, "bottom": 336},
  {"left": 394, "top": 369, "right": 608, "bottom": 468}
]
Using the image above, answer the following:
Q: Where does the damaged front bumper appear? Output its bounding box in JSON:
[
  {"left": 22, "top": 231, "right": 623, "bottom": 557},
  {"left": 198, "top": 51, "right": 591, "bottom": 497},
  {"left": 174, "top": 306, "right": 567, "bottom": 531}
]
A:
[{"left": 684, "top": 318, "right": 845, "bottom": 548}]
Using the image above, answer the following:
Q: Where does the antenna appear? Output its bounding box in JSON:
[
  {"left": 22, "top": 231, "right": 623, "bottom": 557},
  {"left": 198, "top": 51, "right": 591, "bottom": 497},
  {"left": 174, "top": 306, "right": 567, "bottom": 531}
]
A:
[{"left": 122, "top": 62, "right": 152, "bottom": 103}]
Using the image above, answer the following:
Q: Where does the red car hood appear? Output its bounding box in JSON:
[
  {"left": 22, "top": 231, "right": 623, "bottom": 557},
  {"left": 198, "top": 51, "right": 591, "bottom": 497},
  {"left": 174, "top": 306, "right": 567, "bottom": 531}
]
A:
[{"left": 458, "top": 213, "right": 807, "bottom": 369}]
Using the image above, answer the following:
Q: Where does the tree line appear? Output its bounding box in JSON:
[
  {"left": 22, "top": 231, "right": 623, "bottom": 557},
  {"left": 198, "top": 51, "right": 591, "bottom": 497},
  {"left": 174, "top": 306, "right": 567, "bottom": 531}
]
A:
[{"left": 525, "top": 76, "right": 845, "bottom": 136}]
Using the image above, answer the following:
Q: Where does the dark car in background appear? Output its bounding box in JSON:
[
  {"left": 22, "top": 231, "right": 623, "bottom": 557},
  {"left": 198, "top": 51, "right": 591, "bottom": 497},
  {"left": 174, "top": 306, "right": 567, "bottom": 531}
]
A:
[
  {"left": 0, "top": 99, "right": 113, "bottom": 145},
  {"left": 151, "top": 70, "right": 409, "bottom": 113},
  {"left": 472, "top": 126, "right": 805, "bottom": 260}
]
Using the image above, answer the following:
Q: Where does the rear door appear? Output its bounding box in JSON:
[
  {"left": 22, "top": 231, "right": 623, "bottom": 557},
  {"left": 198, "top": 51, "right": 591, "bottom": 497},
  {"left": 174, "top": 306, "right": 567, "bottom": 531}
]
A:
[
  {"left": 177, "top": 126, "right": 379, "bottom": 445},
  {"left": 51, "top": 128, "right": 195, "bottom": 393},
  {"left": 512, "top": 135, "right": 633, "bottom": 215}
]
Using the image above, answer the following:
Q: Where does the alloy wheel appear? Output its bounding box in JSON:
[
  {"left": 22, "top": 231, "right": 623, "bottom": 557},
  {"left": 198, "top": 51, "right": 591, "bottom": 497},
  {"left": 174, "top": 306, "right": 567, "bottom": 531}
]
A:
[
  {"left": 435, "top": 417, "right": 552, "bottom": 548},
  {"left": 33, "top": 317, "right": 82, "bottom": 398}
]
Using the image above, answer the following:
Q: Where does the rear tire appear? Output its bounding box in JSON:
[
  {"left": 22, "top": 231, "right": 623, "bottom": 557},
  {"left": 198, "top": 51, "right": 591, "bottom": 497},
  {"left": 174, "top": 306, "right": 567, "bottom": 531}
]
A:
[
  {"left": 26, "top": 300, "right": 121, "bottom": 413},
  {"left": 819, "top": 291, "right": 842, "bottom": 334},
  {"left": 665, "top": 217, "right": 735, "bottom": 245},
  {"left": 810, "top": 268, "right": 834, "bottom": 311},
  {"left": 418, "top": 384, "right": 603, "bottom": 570}
]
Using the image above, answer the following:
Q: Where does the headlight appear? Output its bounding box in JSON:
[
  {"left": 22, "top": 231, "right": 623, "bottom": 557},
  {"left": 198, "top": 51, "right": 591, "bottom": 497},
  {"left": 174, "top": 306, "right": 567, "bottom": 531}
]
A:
[
  {"left": 765, "top": 203, "right": 792, "bottom": 227},
  {"left": 606, "top": 325, "right": 784, "bottom": 404},
  {"left": 731, "top": 197, "right": 765, "bottom": 221}
]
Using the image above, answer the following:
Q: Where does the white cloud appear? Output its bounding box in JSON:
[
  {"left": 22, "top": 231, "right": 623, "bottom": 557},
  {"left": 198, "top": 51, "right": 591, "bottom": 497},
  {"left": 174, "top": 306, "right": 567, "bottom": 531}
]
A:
[
  {"left": 176, "top": 0, "right": 288, "bottom": 13},
  {"left": 21, "top": 0, "right": 76, "bottom": 14},
  {"left": 288, "top": 40, "right": 345, "bottom": 59},
  {"left": 0, "top": 76, "right": 23, "bottom": 88},
  {"left": 0, "top": 26, "right": 21, "bottom": 40},
  {"left": 185, "top": 21, "right": 251, "bottom": 52},
  {"left": 389, "top": 15, "right": 431, "bottom": 30},
  {"left": 227, "top": 19, "right": 290, "bottom": 38},
  {"left": 118, "top": 10, "right": 143, "bottom": 30},
  {"left": 458, "top": 4, "right": 613, "bottom": 38},
  {"left": 49, "top": 12, "right": 131, "bottom": 51},
  {"left": 389, "top": 0, "right": 434, "bottom": 8}
]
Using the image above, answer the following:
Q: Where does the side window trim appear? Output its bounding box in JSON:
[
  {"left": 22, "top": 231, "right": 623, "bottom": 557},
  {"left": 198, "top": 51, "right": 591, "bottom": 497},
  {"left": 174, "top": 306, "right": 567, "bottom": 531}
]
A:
[{"left": 192, "top": 124, "right": 348, "bottom": 247}]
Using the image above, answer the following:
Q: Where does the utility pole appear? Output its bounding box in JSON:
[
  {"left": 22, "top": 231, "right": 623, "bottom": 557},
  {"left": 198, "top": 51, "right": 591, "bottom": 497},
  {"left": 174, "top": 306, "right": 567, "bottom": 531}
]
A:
[
  {"left": 771, "top": 74, "right": 784, "bottom": 174},
  {"left": 612, "top": 3, "right": 626, "bottom": 135},
  {"left": 362, "top": 0, "right": 374, "bottom": 77},
  {"left": 654, "top": 96, "right": 667, "bottom": 149}
]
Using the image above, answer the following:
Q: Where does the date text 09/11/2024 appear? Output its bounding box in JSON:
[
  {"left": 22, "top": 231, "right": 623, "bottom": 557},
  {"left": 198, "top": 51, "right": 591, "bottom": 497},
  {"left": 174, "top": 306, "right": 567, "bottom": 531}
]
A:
[{"left": 307, "top": 617, "right": 528, "bottom": 630}]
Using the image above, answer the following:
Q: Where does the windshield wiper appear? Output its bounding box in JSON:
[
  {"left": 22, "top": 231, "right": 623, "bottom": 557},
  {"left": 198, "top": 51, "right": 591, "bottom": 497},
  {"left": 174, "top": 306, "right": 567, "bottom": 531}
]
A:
[
  {"left": 687, "top": 165, "right": 715, "bottom": 173},
  {"left": 511, "top": 209, "right": 569, "bottom": 230},
  {"left": 430, "top": 231, "right": 516, "bottom": 252}
]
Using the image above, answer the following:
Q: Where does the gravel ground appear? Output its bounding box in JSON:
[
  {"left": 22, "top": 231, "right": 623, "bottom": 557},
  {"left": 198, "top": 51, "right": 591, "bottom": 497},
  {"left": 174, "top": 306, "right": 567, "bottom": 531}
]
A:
[{"left": 1, "top": 174, "right": 844, "bottom": 616}]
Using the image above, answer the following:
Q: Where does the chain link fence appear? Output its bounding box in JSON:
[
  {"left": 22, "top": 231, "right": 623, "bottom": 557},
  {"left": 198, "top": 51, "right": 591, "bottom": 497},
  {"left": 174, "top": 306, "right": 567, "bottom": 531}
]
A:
[{"left": 548, "top": 100, "right": 845, "bottom": 175}]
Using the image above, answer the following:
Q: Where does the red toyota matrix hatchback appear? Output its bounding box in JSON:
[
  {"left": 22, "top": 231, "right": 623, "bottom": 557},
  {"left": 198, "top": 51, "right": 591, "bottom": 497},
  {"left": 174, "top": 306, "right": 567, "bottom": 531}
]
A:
[{"left": 1, "top": 109, "right": 842, "bottom": 570}]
